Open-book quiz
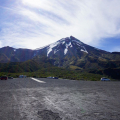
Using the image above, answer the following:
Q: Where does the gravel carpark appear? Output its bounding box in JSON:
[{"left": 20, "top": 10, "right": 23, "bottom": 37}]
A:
[{"left": 0, "top": 78, "right": 120, "bottom": 120}]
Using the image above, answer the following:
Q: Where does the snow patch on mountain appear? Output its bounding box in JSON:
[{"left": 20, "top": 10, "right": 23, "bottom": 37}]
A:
[
  {"left": 76, "top": 43, "right": 81, "bottom": 47},
  {"left": 64, "top": 48, "right": 68, "bottom": 55},
  {"left": 47, "top": 42, "right": 59, "bottom": 56},
  {"left": 54, "top": 49, "right": 59, "bottom": 54},
  {"left": 62, "top": 41, "right": 65, "bottom": 44},
  {"left": 69, "top": 42, "right": 72, "bottom": 48},
  {"left": 81, "top": 46, "right": 88, "bottom": 53},
  {"left": 81, "top": 49, "right": 88, "bottom": 53},
  {"left": 64, "top": 42, "right": 72, "bottom": 55}
]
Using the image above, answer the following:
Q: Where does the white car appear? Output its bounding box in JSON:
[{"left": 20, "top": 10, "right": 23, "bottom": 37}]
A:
[{"left": 101, "top": 77, "right": 110, "bottom": 81}]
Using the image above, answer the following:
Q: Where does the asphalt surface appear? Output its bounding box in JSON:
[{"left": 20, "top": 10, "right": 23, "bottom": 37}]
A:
[{"left": 0, "top": 78, "right": 120, "bottom": 120}]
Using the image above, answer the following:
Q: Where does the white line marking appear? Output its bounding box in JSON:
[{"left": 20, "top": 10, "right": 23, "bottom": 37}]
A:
[{"left": 31, "top": 78, "right": 46, "bottom": 83}]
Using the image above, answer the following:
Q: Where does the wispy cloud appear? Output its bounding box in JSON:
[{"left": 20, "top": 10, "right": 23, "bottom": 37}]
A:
[{"left": 0, "top": 0, "right": 120, "bottom": 51}]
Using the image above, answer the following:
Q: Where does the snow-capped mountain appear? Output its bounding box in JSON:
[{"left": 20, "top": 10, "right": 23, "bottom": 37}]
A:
[
  {"left": 34, "top": 36, "right": 108, "bottom": 60},
  {"left": 35, "top": 36, "right": 86, "bottom": 58},
  {"left": 0, "top": 36, "right": 120, "bottom": 69},
  {"left": 46, "top": 36, "right": 88, "bottom": 56}
]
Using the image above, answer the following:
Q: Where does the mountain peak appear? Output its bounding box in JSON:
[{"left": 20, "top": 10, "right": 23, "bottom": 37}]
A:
[
  {"left": 58, "top": 36, "right": 83, "bottom": 43},
  {"left": 64, "top": 36, "right": 78, "bottom": 41},
  {"left": 70, "top": 36, "right": 76, "bottom": 40}
]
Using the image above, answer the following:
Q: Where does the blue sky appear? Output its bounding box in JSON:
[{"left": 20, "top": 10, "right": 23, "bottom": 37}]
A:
[{"left": 0, "top": 0, "right": 120, "bottom": 52}]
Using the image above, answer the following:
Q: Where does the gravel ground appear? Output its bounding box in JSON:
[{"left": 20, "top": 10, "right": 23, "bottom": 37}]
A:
[{"left": 0, "top": 78, "right": 120, "bottom": 120}]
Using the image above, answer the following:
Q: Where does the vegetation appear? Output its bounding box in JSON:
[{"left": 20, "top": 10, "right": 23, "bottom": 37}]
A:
[
  {"left": 0, "top": 56, "right": 119, "bottom": 81},
  {"left": 0, "top": 69, "right": 104, "bottom": 81}
]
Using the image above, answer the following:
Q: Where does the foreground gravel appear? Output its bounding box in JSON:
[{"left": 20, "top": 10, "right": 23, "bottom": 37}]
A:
[{"left": 0, "top": 78, "right": 120, "bottom": 120}]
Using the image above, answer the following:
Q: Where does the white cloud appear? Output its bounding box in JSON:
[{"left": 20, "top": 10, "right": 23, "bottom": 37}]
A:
[
  {"left": 20, "top": 0, "right": 120, "bottom": 44},
  {"left": 0, "top": 0, "right": 120, "bottom": 50}
]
